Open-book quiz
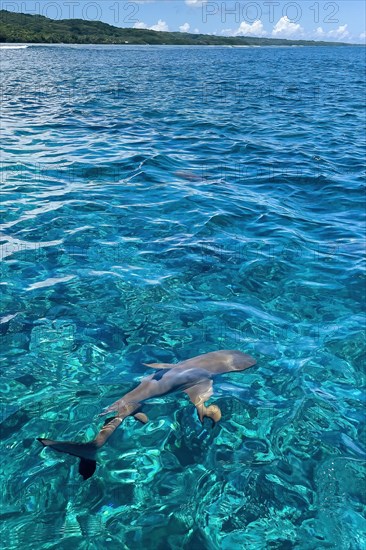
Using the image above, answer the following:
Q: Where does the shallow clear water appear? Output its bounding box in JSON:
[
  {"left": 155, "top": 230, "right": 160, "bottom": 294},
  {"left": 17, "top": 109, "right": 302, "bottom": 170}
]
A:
[{"left": 1, "top": 44, "right": 365, "bottom": 549}]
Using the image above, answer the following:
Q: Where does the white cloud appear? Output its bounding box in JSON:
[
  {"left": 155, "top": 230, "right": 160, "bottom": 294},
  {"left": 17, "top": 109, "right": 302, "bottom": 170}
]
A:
[
  {"left": 133, "top": 19, "right": 169, "bottom": 32},
  {"left": 311, "top": 23, "right": 352, "bottom": 42},
  {"left": 150, "top": 19, "right": 169, "bottom": 32},
  {"left": 272, "top": 16, "right": 304, "bottom": 38},
  {"left": 193, "top": 28, "right": 200, "bottom": 34},
  {"left": 133, "top": 21, "right": 148, "bottom": 29},
  {"left": 179, "top": 22, "right": 190, "bottom": 33},
  {"left": 360, "top": 32, "right": 366, "bottom": 41},
  {"left": 315, "top": 26, "right": 325, "bottom": 37},
  {"left": 327, "top": 24, "right": 349, "bottom": 40},
  {"left": 185, "top": 0, "right": 207, "bottom": 6},
  {"left": 234, "top": 20, "right": 267, "bottom": 37}
]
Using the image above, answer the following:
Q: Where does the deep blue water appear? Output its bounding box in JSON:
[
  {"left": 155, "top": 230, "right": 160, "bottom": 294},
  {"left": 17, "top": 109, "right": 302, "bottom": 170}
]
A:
[{"left": 0, "top": 44, "right": 365, "bottom": 549}]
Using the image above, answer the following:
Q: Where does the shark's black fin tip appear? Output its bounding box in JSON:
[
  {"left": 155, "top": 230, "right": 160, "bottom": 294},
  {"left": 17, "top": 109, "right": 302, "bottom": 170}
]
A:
[{"left": 78, "top": 458, "right": 97, "bottom": 480}]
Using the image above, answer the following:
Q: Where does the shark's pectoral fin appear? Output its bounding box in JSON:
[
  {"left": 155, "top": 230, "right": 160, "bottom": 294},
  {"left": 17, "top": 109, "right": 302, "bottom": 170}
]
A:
[
  {"left": 134, "top": 412, "right": 149, "bottom": 424},
  {"left": 202, "top": 404, "right": 222, "bottom": 424},
  {"left": 184, "top": 380, "right": 222, "bottom": 425},
  {"left": 143, "top": 362, "right": 174, "bottom": 369}
]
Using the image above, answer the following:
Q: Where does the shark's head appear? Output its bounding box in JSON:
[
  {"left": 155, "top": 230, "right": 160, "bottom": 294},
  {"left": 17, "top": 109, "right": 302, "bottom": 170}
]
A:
[
  {"left": 229, "top": 351, "right": 257, "bottom": 371},
  {"left": 199, "top": 350, "right": 256, "bottom": 374}
]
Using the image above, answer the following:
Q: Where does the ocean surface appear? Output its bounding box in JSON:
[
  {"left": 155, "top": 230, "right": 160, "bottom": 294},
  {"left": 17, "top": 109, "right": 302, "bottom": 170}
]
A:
[{"left": 1, "top": 44, "right": 365, "bottom": 549}]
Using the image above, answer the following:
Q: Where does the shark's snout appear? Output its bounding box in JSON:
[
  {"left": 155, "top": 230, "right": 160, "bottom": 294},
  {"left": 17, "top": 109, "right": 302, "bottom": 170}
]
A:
[{"left": 232, "top": 352, "right": 256, "bottom": 371}]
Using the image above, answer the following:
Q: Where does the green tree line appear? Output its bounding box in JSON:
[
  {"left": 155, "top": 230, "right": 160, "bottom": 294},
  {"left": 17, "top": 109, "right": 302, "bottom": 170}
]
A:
[{"left": 0, "top": 10, "right": 353, "bottom": 46}]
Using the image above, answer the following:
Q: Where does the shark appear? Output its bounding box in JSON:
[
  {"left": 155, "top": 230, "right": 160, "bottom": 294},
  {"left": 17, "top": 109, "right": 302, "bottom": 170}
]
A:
[{"left": 37, "top": 349, "right": 256, "bottom": 480}]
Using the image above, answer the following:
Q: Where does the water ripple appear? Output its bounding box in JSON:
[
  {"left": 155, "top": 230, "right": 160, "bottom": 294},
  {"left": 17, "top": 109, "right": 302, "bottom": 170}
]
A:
[{"left": 1, "top": 45, "right": 365, "bottom": 550}]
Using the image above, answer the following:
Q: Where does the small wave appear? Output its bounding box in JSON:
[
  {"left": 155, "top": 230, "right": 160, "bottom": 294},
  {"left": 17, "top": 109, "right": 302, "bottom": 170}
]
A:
[
  {"left": 1, "top": 45, "right": 365, "bottom": 550},
  {"left": 0, "top": 44, "right": 28, "bottom": 49}
]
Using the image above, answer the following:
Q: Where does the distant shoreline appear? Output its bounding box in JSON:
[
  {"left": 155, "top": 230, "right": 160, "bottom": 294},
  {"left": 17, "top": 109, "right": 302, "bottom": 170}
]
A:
[
  {"left": 0, "top": 10, "right": 359, "bottom": 47},
  {"left": 1, "top": 43, "right": 363, "bottom": 48}
]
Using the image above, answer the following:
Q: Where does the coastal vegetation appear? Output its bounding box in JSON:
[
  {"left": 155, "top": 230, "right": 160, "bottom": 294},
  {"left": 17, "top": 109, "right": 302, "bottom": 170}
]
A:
[{"left": 0, "top": 10, "right": 353, "bottom": 46}]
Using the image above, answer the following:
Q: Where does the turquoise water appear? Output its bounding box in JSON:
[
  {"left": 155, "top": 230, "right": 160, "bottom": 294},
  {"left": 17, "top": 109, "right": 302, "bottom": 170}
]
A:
[{"left": 1, "top": 44, "right": 365, "bottom": 549}]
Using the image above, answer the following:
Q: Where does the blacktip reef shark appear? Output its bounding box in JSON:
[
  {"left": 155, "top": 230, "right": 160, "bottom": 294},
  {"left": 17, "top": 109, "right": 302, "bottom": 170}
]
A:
[{"left": 37, "top": 350, "right": 256, "bottom": 480}]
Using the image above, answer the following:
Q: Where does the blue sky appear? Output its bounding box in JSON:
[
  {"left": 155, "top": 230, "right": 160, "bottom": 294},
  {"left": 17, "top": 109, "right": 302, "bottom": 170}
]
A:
[{"left": 2, "top": 1, "right": 365, "bottom": 42}]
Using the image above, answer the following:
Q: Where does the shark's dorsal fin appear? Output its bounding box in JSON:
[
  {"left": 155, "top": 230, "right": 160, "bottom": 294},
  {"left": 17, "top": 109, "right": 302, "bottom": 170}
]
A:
[{"left": 143, "top": 362, "right": 174, "bottom": 369}]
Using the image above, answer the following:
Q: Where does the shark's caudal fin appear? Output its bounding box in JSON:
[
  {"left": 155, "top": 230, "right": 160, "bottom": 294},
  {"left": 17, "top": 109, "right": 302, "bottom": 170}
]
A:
[
  {"left": 37, "top": 438, "right": 98, "bottom": 480},
  {"left": 78, "top": 458, "right": 97, "bottom": 480},
  {"left": 37, "top": 415, "right": 128, "bottom": 480},
  {"left": 37, "top": 411, "right": 146, "bottom": 480}
]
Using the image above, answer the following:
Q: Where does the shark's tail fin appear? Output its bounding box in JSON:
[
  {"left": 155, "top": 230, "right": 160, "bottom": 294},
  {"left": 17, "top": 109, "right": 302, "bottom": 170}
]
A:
[
  {"left": 37, "top": 416, "right": 126, "bottom": 480},
  {"left": 37, "top": 438, "right": 97, "bottom": 480}
]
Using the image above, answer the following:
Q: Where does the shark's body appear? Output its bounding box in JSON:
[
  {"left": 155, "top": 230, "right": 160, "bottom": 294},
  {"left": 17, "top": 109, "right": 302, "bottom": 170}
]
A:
[{"left": 38, "top": 350, "right": 256, "bottom": 480}]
